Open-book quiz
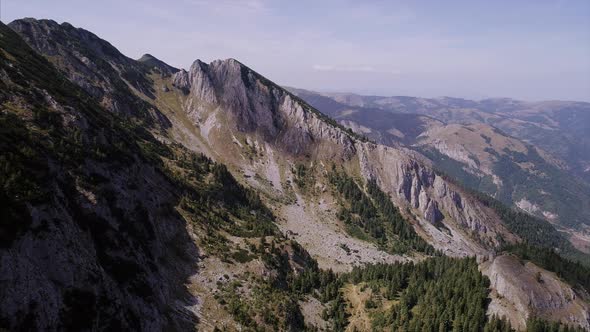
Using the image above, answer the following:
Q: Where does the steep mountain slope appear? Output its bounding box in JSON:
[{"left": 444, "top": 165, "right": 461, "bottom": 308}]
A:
[
  {"left": 0, "top": 21, "right": 319, "bottom": 331},
  {"left": 291, "top": 89, "right": 590, "bottom": 238},
  {"left": 138, "top": 53, "right": 180, "bottom": 74},
  {"left": 3, "top": 18, "right": 590, "bottom": 331},
  {"left": 0, "top": 21, "right": 202, "bottom": 330},
  {"left": 8, "top": 18, "right": 170, "bottom": 128}
]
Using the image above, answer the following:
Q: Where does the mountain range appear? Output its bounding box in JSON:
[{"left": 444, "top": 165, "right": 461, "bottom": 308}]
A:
[
  {"left": 1, "top": 18, "right": 589, "bottom": 331},
  {"left": 289, "top": 88, "right": 590, "bottom": 251}
]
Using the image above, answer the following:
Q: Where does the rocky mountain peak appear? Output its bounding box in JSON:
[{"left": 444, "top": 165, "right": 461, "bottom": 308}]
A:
[
  {"left": 9, "top": 18, "right": 122, "bottom": 61},
  {"left": 173, "top": 57, "right": 357, "bottom": 156},
  {"left": 137, "top": 53, "right": 179, "bottom": 74}
]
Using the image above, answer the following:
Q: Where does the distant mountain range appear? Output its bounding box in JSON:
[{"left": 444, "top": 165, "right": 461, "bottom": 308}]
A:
[
  {"left": 1, "top": 18, "right": 589, "bottom": 331},
  {"left": 289, "top": 87, "right": 590, "bottom": 242}
]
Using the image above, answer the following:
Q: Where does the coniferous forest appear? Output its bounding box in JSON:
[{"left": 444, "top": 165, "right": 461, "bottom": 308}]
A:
[
  {"left": 329, "top": 167, "right": 435, "bottom": 255},
  {"left": 287, "top": 256, "right": 586, "bottom": 332}
]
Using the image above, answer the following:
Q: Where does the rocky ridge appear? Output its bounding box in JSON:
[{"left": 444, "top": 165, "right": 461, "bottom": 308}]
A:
[
  {"left": 8, "top": 18, "right": 171, "bottom": 128},
  {"left": 163, "top": 56, "right": 589, "bottom": 328}
]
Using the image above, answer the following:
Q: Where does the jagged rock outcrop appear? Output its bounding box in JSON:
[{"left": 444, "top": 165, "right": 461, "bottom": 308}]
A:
[
  {"left": 173, "top": 58, "right": 356, "bottom": 157},
  {"left": 356, "top": 144, "right": 518, "bottom": 256},
  {"left": 481, "top": 254, "right": 590, "bottom": 330},
  {"left": 172, "top": 60, "right": 217, "bottom": 104}
]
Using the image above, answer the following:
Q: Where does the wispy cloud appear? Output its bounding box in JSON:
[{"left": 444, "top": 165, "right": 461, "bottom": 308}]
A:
[
  {"left": 186, "top": 0, "right": 270, "bottom": 14},
  {"left": 312, "top": 64, "right": 373, "bottom": 72},
  {"left": 340, "top": 2, "right": 416, "bottom": 26},
  {"left": 313, "top": 64, "right": 400, "bottom": 74}
]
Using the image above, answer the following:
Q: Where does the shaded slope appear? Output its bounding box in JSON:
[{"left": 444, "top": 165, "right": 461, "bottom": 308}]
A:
[
  {"left": 0, "top": 21, "right": 299, "bottom": 331},
  {"left": 0, "top": 20, "right": 198, "bottom": 330},
  {"left": 8, "top": 18, "right": 171, "bottom": 128}
]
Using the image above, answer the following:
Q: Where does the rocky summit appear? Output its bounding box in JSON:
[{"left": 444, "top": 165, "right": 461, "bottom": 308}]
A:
[{"left": 1, "top": 19, "right": 589, "bottom": 332}]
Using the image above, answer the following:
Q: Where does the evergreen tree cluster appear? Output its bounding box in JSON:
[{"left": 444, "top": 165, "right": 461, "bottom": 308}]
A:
[
  {"left": 484, "top": 316, "right": 514, "bottom": 332},
  {"left": 525, "top": 318, "right": 587, "bottom": 332},
  {"left": 349, "top": 257, "right": 489, "bottom": 332},
  {"left": 287, "top": 255, "right": 587, "bottom": 332},
  {"left": 177, "top": 158, "right": 278, "bottom": 239},
  {"left": 328, "top": 168, "right": 435, "bottom": 254},
  {"left": 289, "top": 265, "right": 341, "bottom": 302}
]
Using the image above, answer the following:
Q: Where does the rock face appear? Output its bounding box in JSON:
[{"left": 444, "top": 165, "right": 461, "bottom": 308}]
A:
[
  {"left": 481, "top": 255, "right": 590, "bottom": 330},
  {"left": 356, "top": 144, "right": 517, "bottom": 257},
  {"left": 173, "top": 58, "right": 356, "bottom": 157}
]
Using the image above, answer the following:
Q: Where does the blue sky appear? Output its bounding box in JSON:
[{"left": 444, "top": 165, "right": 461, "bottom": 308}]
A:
[{"left": 3, "top": 0, "right": 590, "bottom": 101}]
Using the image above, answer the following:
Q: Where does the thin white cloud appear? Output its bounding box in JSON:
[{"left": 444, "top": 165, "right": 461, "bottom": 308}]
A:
[
  {"left": 186, "top": 0, "right": 270, "bottom": 14},
  {"left": 340, "top": 2, "right": 416, "bottom": 26},
  {"left": 313, "top": 65, "right": 375, "bottom": 72},
  {"left": 312, "top": 64, "right": 400, "bottom": 74}
]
